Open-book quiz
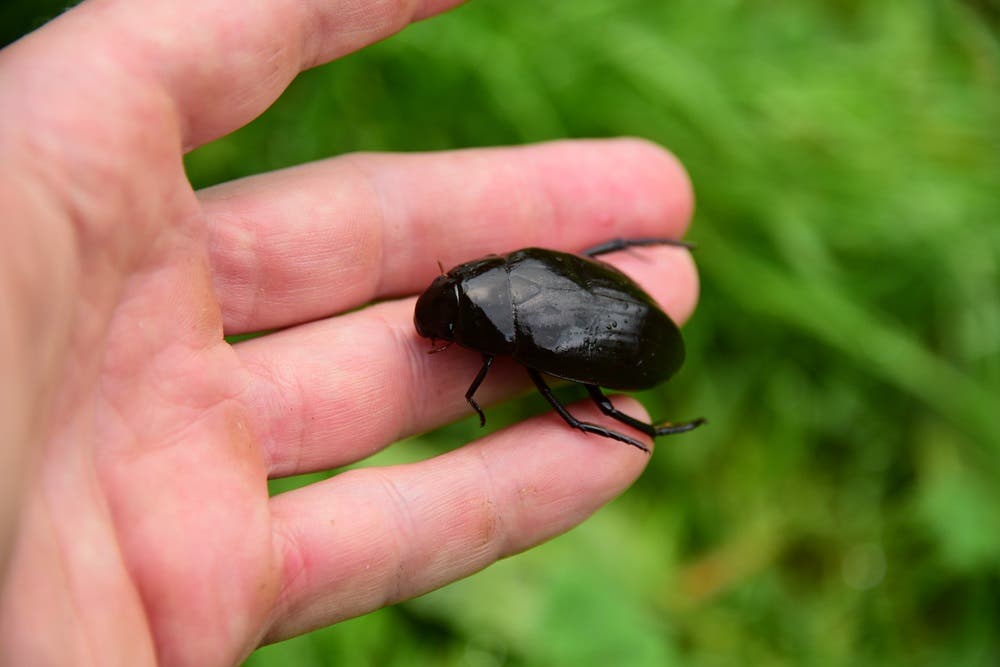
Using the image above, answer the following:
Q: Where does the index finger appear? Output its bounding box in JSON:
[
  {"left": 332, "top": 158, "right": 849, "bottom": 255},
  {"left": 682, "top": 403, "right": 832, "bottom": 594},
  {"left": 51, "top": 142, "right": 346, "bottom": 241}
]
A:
[{"left": 12, "top": 0, "right": 467, "bottom": 149}]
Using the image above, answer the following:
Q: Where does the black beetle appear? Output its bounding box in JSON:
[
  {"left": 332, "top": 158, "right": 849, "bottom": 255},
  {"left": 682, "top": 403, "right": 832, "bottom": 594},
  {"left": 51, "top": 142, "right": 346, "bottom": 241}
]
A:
[{"left": 414, "top": 237, "right": 705, "bottom": 452}]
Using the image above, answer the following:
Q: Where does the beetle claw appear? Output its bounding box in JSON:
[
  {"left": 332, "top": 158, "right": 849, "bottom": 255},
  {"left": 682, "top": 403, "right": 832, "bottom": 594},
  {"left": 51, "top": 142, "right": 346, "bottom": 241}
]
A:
[
  {"left": 428, "top": 340, "right": 453, "bottom": 354},
  {"left": 651, "top": 417, "right": 707, "bottom": 435}
]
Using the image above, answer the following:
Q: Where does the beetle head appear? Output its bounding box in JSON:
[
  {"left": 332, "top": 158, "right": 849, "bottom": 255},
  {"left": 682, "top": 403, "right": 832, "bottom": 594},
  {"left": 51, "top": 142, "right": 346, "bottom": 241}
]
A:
[{"left": 414, "top": 273, "right": 459, "bottom": 342}]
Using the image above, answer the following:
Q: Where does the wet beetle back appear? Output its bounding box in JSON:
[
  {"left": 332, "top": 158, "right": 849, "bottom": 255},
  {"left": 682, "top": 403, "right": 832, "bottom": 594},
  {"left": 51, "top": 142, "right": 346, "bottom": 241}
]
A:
[{"left": 414, "top": 238, "right": 704, "bottom": 452}]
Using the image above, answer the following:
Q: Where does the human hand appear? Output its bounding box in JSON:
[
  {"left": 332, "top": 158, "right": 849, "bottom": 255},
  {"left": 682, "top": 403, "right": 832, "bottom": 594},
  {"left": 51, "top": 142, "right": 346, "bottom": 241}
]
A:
[{"left": 0, "top": 1, "right": 699, "bottom": 664}]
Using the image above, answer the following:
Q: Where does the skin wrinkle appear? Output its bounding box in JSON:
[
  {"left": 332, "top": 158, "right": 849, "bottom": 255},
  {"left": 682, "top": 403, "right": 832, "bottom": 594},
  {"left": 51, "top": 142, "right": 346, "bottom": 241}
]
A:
[
  {"left": 383, "top": 309, "right": 431, "bottom": 444},
  {"left": 238, "top": 328, "right": 324, "bottom": 475},
  {"left": 266, "top": 473, "right": 406, "bottom": 641},
  {"left": 298, "top": 0, "right": 361, "bottom": 67},
  {"left": 98, "top": 292, "right": 235, "bottom": 458},
  {"left": 144, "top": 343, "right": 221, "bottom": 414},
  {"left": 312, "top": 306, "right": 422, "bottom": 460},
  {"left": 373, "top": 461, "right": 504, "bottom": 608},
  {"left": 331, "top": 316, "right": 401, "bottom": 446},
  {"left": 204, "top": 158, "right": 388, "bottom": 332},
  {"left": 234, "top": 24, "right": 295, "bottom": 121},
  {"left": 371, "top": 470, "right": 420, "bottom": 606},
  {"left": 247, "top": 308, "right": 416, "bottom": 475},
  {"left": 395, "top": 304, "right": 443, "bottom": 417},
  {"left": 288, "top": 0, "right": 317, "bottom": 69},
  {"left": 349, "top": 157, "right": 392, "bottom": 304},
  {"left": 298, "top": 0, "right": 421, "bottom": 69},
  {"left": 322, "top": 157, "right": 387, "bottom": 310},
  {"left": 367, "top": 154, "right": 449, "bottom": 288},
  {"left": 473, "top": 446, "right": 509, "bottom": 557},
  {"left": 324, "top": 366, "right": 393, "bottom": 463},
  {"left": 263, "top": 516, "right": 308, "bottom": 638},
  {"left": 286, "top": 366, "right": 311, "bottom": 479},
  {"left": 345, "top": 154, "right": 417, "bottom": 303},
  {"left": 100, "top": 391, "right": 246, "bottom": 465},
  {"left": 95, "top": 204, "right": 208, "bottom": 372},
  {"left": 242, "top": 352, "right": 308, "bottom": 476},
  {"left": 207, "top": 210, "right": 265, "bottom": 332},
  {"left": 236, "top": 210, "right": 266, "bottom": 330}
]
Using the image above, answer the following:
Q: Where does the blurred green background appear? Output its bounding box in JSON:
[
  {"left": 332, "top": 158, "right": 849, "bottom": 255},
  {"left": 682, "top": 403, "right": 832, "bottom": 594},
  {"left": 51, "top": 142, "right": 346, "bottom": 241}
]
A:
[{"left": 6, "top": 1, "right": 1000, "bottom": 665}]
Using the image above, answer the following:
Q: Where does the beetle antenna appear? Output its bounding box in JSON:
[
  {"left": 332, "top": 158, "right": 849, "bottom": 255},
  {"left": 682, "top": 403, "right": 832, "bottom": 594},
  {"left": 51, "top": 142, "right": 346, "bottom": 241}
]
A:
[
  {"left": 428, "top": 341, "right": 453, "bottom": 354},
  {"left": 437, "top": 260, "right": 446, "bottom": 275}
]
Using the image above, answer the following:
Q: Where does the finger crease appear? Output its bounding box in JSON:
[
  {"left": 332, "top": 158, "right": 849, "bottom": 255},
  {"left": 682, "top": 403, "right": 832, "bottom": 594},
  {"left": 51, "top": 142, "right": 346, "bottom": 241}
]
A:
[
  {"left": 474, "top": 446, "right": 509, "bottom": 559},
  {"left": 371, "top": 471, "right": 418, "bottom": 604}
]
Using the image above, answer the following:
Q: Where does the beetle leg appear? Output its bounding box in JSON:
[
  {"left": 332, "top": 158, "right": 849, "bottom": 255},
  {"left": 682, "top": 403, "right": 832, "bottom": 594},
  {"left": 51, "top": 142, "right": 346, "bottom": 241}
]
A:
[
  {"left": 650, "top": 418, "right": 707, "bottom": 435},
  {"left": 527, "top": 369, "right": 650, "bottom": 453},
  {"left": 465, "top": 354, "right": 494, "bottom": 427},
  {"left": 581, "top": 237, "right": 695, "bottom": 258},
  {"left": 585, "top": 385, "right": 706, "bottom": 436},
  {"left": 585, "top": 385, "right": 656, "bottom": 436}
]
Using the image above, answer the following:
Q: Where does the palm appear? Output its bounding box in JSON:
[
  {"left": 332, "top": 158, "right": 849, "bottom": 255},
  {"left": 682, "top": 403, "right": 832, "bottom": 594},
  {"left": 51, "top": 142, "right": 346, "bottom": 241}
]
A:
[
  {"left": 5, "top": 111, "right": 277, "bottom": 661},
  {"left": 95, "top": 239, "right": 276, "bottom": 661},
  {"left": 1, "top": 2, "right": 699, "bottom": 665}
]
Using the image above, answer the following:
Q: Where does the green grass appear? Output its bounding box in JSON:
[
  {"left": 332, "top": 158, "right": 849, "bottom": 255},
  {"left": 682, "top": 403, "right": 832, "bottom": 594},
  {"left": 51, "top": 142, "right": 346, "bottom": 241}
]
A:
[{"left": 7, "top": 0, "right": 1000, "bottom": 665}]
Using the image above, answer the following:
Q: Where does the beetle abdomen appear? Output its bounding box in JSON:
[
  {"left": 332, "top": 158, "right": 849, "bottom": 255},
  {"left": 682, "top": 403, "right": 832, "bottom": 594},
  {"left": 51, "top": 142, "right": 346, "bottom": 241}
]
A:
[{"left": 506, "top": 249, "right": 684, "bottom": 390}]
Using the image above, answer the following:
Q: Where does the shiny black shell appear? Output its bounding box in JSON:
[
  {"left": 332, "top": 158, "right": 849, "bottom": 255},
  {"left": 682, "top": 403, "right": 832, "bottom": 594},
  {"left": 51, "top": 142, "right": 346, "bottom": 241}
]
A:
[{"left": 414, "top": 247, "right": 684, "bottom": 391}]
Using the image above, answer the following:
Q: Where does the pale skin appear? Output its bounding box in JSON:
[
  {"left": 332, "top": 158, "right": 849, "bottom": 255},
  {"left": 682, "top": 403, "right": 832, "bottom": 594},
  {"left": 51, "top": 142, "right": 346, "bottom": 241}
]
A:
[{"left": 0, "top": 1, "right": 699, "bottom": 665}]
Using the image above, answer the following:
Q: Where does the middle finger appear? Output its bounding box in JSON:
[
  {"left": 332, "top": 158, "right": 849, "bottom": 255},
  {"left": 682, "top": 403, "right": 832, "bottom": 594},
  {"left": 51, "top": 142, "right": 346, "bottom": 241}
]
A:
[{"left": 237, "top": 245, "right": 698, "bottom": 477}]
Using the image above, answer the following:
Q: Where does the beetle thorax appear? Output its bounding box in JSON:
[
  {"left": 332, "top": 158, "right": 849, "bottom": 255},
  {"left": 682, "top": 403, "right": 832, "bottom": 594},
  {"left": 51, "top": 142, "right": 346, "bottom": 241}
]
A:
[{"left": 452, "top": 263, "right": 516, "bottom": 354}]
